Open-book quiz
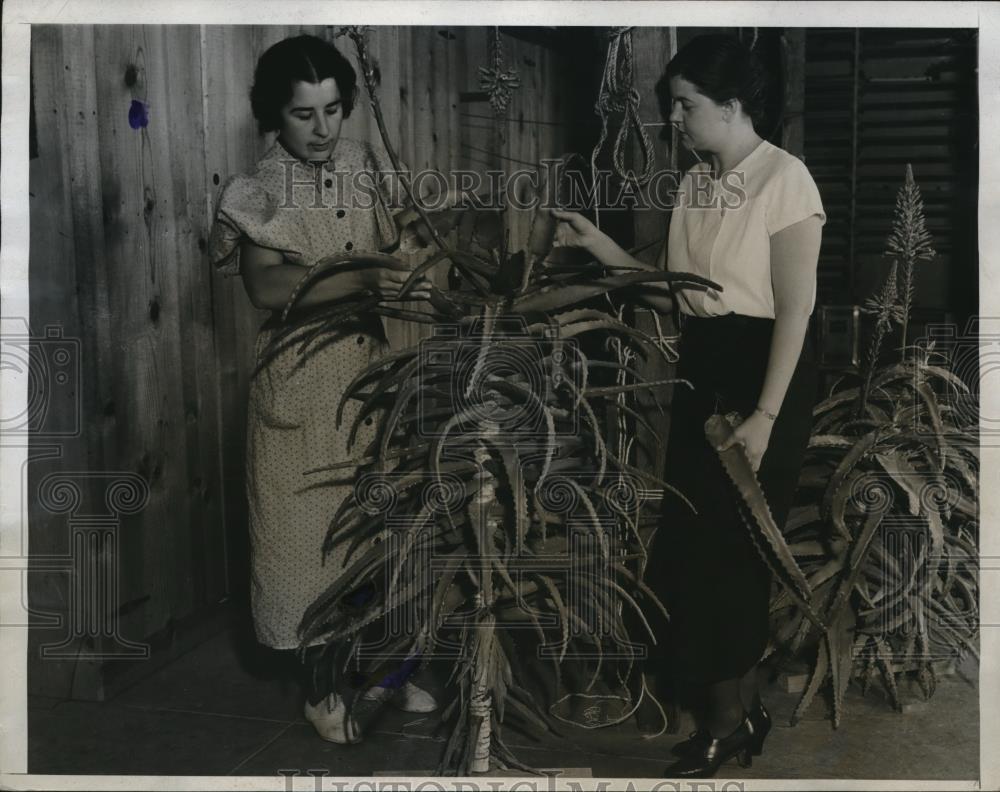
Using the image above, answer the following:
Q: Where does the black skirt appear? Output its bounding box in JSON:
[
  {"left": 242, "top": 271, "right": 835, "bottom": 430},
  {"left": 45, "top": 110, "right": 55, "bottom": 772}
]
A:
[{"left": 648, "top": 313, "right": 818, "bottom": 685}]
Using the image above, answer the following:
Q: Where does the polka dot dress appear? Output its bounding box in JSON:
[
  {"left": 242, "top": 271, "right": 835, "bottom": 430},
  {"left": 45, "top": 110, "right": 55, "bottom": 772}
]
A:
[{"left": 209, "top": 138, "right": 399, "bottom": 649}]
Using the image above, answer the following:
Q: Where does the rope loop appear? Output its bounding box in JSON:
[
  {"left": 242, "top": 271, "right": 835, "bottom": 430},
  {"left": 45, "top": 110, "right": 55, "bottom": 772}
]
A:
[{"left": 590, "top": 26, "right": 657, "bottom": 229}]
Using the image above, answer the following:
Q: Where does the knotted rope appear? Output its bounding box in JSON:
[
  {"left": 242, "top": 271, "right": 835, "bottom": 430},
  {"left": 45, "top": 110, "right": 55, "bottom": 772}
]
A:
[{"left": 590, "top": 26, "right": 656, "bottom": 230}]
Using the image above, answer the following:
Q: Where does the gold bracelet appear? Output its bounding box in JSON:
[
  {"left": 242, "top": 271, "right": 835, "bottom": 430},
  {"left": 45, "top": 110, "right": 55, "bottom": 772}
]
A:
[{"left": 755, "top": 405, "right": 778, "bottom": 421}]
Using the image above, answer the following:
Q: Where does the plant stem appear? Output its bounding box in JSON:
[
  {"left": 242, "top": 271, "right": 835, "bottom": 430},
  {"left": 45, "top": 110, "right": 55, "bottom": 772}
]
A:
[
  {"left": 857, "top": 324, "right": 884, "bottom": 417},
  {"left": 347, "top": 28, "right": 448, "bottom": 252},
  {"left": 899, "top": 261, "right": 913, "bottom": 357}
]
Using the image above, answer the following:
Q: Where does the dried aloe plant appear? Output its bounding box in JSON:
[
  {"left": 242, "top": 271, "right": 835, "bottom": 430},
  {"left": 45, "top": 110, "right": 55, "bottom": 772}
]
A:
[
  {"left": 281, "top": 27, "right": 721, "bottom": 774},
  {"left": 767, "top": 166, "right": 978, "bottom": 728}
]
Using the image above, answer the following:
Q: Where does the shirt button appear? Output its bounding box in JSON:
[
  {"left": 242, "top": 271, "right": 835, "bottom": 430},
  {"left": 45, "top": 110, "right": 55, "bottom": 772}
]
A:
[
  {"left": 364, "top": 417, "right": 374, "bottom": 426},
  {"left": 357, "top": 336, "right": 365, "bottom": 345},
  {"left": 345, "top": 241, "right": 353, "bottom": 251},
  {"left": 336, "top": 209, "right": 346, "bottom": 218}
]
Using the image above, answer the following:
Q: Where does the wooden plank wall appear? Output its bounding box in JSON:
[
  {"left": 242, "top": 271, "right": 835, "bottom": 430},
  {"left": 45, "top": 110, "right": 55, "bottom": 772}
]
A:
[{"left": 28, "top": 24, "right": 575, "bottom": 698}]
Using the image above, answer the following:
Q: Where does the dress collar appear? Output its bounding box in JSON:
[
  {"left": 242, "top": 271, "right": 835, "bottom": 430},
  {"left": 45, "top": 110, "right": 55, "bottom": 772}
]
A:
[{"left": 260, "top": 137, "right": 340, "bottom": 172}]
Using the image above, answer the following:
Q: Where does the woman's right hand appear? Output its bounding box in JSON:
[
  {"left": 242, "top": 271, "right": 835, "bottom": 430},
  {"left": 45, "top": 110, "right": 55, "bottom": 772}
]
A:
[
  {"left": 359, "top": 261, "right": 432, "bottom": 301},
  {"left": 551, "top": 209, "right": 609, "bottom": 256}
]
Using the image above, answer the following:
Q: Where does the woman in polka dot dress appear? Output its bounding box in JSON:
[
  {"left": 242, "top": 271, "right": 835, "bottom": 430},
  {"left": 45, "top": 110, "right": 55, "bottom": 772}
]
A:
[{"left": 208, "top": 34, "right": 436, "bottom": 744}]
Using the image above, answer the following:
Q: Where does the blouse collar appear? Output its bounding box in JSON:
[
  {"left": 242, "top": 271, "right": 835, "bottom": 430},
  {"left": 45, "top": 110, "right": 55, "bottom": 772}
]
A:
[
  {"left": 702, "top": 137, "right": 770, "bottom": 181},
  {"left": 728, "top": 137, "right": 770, "bottom": 175}
]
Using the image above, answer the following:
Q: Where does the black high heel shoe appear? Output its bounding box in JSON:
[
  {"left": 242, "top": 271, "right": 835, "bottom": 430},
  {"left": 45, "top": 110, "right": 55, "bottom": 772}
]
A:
[
  {"left": 749, "top": 696, "right": 771, "bottom": 755},
  {"left": 670, "top": 727, "right": 711, "bottom": 758},
  {"left": 671, "top": 696, "right": 771, "bottom": 757},
  {"left": 663, "top": 713, "right": 756, "bottom": 778}
]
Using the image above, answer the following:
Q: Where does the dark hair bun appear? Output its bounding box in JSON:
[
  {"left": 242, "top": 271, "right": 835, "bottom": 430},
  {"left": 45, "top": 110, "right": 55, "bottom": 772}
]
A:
[
  {"left": 663, "top": 34, "right": 769, "bottom": 127},
  {"left": 250, "top": 34, "right": 358, "bottom": 134}
]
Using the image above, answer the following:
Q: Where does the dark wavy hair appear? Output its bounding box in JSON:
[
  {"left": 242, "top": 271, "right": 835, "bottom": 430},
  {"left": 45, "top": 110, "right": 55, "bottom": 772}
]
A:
[
  {"left": 250, "top": 34, "right": 358, "bottom": 133},
  {"left": 658, "top": 34, "right": 768, "bottom": 128}
]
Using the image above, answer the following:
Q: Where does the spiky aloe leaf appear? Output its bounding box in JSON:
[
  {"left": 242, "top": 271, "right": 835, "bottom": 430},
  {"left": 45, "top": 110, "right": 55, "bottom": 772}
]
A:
[
  {"left": 776, "top": 597, "right": 819, "bottom": 654},
  {"left": 491, "top": 733, "right": 538, "bottom": 774},
  {"left": 373, "top": 304, "right": 449, "bottom": 324},
  {"left": 914, "top": 380, "right": 946, "bottom": 465},
  {"left": 300, "top": 550, "right": 435, "bottom": 646},
  {"left": 556, "top": 381, "right": 608, "bottom": 483},
  {"left": 611, "top": 561, "right": 670, "bottom": 623},
  {"left": 397, "top": 249, "right": 455, "bottom": 294},
  {"left": 513, "top": 270, "right": 720, "bottom": 314},
  {"left": 496, "top": 448, "right": 528, "bottom": 552},
  {"left": 822, "top": 430, "right": 881, "bottom": 522},
  {"left": 255, "top": 297, "right": 383, "bottom": 376},
  {"left": 706, "top": 415, "right": 824, "bottom": 629},
  {"left": 505, "top": 688, "right": 555, "bottom": 737},
  {"left": 531, "top": 573, "right": 571, "bottom": 663},
  {"left": 304, "top": 441, "right": 432, "bottom": 476},
  {"left": 594, "top": 571, "right": 660, "bottom": 647},
  {"left": 597, "top": 395, "right": 666, "bottom": 448},
  {"left": 492, "top": 560, "right": 559, "bottom": 699},
  {"left": 928, "top": 599, "right": 979, "bottom": 661},
  {"left": 829, "top": 471, "right": 868, "bottom": 543},
  {"left": 583, "top": 378, "right": 686, "bottom": 398},
  {"left": 792, "top": 638, "right": 830, "bottom": 725},
  {"left": 294, "top": 300, "right": 388, "bottom": 361},
  {"left": 309, "top": 571, "right": 435, "bottom": 646},
  {"left": 282, "top": 253, "right": 412, "bottom": 320},
  {"left": 378, "top": 380, "right": 432, "bottom": 470},
  {"left": 582, "top": 356, "right": 666, "bottom": 387},
  {"left": 571, "top": 482, "right": 643, "bottom": 556},
  {"left": 771, "top": 555, "right": 848, "bottom": 612},
  {"left": 300, "top": 541, "right": 391, "bottom": 632},
  {"left": 785, "top": 505, "right": 822, "bottom": 532},
  {"left": 829, "top": 604, "right": 858, "bottom": 729},
  {"left": 564, "top": 479, "right": 612, "bottom": 558},
  {"left": 346, "top": 633, "right": 420, "bottom": 690},
  {"left": 863, "top": 401, "right": 892, "bottom": 423},
  {"left": 916, "top": 661, "right": 936, "bottom": 700},
  {"left": 827, "top": 510, "right": 885, "bottom": 620},
  {"left": 423, "top": 552, "right": 467, "bottom": 656},
  {"left": 336, "top": 348, "right": 418, "bottom": 424},
  {"left": 810, "top": 434, "right": 856, "bottom": 449},
  {"left": 873, "top": 636, "right": 902, "bottom": 711},
  {"left": 558, "top": 319, "right": 678, "bottom": 369},
  {"left": 440, "top": 687, "right": 470, "bottom": 774},
  {"left": 944, "top": 446, "right": 978, "bottom": 500},
  {"left": 787, "top": 540, "right": 833, "bottom": 556},
  {"left": 344, "top": 361, "right": 425, "bottom": 448},
  {"left": 552, "top": 307, "right": 624, "bottom": 326}
]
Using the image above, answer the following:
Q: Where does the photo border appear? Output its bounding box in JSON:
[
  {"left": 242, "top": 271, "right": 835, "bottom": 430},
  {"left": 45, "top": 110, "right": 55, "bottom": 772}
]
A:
[{"left": 2, "top": 2, "right": 997, "bottom": 790}]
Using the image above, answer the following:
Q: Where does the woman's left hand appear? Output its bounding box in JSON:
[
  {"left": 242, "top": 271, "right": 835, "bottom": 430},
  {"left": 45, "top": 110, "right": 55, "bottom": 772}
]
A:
[{"left": 715, "top": 411, "right": 774, "bottom": 473}]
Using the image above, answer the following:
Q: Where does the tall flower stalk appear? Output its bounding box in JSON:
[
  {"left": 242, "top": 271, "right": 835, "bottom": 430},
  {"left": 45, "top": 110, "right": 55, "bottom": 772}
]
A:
[
  {"left": 857, "top": 164, "right": 935, "bottom": 415},
  {"left": 775, "top": 165, "right": 977, "bottom": 728},
  {"left": 885, "top": 164, "right": 936, "bottom": 353},
  {"left": 857, "top": 261, "right": 903, "bottom": 416}
]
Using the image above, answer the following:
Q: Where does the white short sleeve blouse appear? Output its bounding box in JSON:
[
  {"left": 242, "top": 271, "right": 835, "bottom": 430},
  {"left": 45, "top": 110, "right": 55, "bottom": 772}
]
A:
[{"left": 666, "top": 139, "right": 826, "bottom": 318}]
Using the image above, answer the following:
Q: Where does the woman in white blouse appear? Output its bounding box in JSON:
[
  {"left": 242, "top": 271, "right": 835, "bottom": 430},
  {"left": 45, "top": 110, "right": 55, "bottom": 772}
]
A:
[{"left": 553, "top": 34, "right": 824, "bottom": 778}]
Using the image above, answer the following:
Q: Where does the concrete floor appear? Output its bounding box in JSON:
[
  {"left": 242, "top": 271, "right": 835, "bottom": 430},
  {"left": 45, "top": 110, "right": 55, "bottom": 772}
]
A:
[{"left": 28, "top": 628, "right": 980, "bottom": 782}]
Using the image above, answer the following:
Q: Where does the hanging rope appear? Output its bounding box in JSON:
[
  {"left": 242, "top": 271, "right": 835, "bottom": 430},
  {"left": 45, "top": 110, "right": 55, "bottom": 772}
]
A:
[
  {"left": 478, "top": 27, "right": 520, "bottom": 142},
  {"left": 590, "top": 26, "right": 656, "bottom": 230}
]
